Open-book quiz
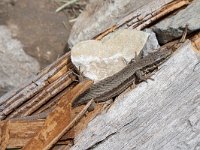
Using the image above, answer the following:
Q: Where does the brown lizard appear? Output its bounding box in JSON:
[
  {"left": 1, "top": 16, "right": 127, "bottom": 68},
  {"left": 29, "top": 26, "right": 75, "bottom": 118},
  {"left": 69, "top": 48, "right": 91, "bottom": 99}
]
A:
[
  {"left": 72, "top": 25, "right": 188, "bottom": 108},
  {"left": 72, "top": 47, "right": 173, "bottom": 107}
]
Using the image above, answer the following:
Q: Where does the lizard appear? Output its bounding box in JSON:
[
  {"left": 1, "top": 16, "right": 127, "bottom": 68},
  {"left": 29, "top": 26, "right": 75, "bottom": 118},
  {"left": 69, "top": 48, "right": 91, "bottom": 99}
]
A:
[
  {"left": 72, "top": 25, "right": 188, "bottom": 108},
  {"left": 72, "top": 47, "right": 173, "bottom": 107}
]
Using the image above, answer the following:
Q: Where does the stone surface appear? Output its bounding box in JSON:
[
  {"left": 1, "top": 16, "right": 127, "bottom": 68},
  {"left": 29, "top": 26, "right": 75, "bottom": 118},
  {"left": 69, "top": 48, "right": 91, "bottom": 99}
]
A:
[
  {"left": 142, "top": 29, "right": 160, "bottom": 56},
  {"left": 68, "top": 0, "right": 174, "bottom": 47},
  {"left": 152, "top": 0, "right": 200, "bottom": 44},
  {"left": 0, "top": 0, "right": 71, "bottom": 68},
  {"left": 71, "top": 41, "right": 200, "bottom": 150},
  {"left": 0, "top": 26, "right": 40, "bottom": 96},
  {"left": 71, "top": 29, "right": 149, "bottom": 82}
]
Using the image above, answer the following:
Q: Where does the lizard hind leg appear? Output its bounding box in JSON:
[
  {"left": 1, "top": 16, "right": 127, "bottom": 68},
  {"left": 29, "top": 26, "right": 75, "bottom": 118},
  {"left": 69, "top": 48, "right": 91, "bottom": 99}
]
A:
[
  {"left": 72, "top": 66, "right": 85, "bottom": 82},
  {"left": 100, "top": 99, "right": 114, "bottom": 113},
  {"left": 130, "top": 82, "right": 136, "bottom": 89}
]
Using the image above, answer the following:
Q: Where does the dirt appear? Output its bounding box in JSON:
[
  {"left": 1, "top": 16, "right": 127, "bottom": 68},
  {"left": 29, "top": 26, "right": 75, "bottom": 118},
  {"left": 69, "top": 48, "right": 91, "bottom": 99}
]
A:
[{"left": 0, "top": 0, "right": 75, "bottom": 69}]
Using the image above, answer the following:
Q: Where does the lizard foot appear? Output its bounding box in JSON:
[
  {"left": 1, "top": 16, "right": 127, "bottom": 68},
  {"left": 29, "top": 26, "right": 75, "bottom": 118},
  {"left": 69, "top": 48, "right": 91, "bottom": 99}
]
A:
[
  {"left": 87, "top": 100, "right": 96, "bottom": 112},
  {"left": 101, "top": 99, "right": 114, "bottom": 113},
  {"left": 135, "top": 70, "right": 154, "bottom": 82},
  {"left": 130, "top": 82, "right": 136, "bottom": 89}
]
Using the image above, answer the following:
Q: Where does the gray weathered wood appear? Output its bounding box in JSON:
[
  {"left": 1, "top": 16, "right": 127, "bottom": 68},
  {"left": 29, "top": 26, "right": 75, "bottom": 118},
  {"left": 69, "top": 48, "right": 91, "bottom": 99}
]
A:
[{"left": 71, "top": 41, "right": 200, "bottom": 150}]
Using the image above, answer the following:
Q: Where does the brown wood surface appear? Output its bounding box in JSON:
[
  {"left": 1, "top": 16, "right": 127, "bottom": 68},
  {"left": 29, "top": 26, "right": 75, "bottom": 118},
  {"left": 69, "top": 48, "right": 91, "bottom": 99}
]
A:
[
  {"left": 22, "top": 80, "right": 93, "bottom": 150},
  {"left": 0, "top": 120, "right": 44, "bottom": 149}
]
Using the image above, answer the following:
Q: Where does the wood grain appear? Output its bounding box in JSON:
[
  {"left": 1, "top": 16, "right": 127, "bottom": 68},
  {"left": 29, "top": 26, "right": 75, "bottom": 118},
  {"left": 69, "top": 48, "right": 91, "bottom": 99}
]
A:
[
  {"left": 23, "top": 80, "right": 93, "bottom": 150},
  {"left": 71, "top": 41, "right": 200, "bottom": 150}
]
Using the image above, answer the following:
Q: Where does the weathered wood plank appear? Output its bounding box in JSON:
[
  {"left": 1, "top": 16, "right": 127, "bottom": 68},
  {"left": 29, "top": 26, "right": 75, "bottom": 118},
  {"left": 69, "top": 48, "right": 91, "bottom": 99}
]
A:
[
  {"left": 0, "top": 52, "right": 72, "bottom": 120},
  {"left": 70, "top": 40, "right": 200, "bottom": 150},
  {"left": 134, "top": 0, "right": 190, "bottom": 30},
  {"left": 0, "top": 120, "right": 44, "bottom": 149},
  {"left": 8, "top": 71, "right": 76, "bottom": 118},
  {"left": 191, "top": 32, "right": 200, "bottom": 51},
  {"left": 23, "top": 80, "right": 93, "bottom": 150}
]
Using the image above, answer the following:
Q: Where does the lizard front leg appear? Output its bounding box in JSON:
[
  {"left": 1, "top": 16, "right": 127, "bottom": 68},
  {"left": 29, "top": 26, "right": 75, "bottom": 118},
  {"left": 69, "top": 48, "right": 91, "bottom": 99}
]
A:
[{"left": 135, "top": 70, "right": 154, "bottom": 82}]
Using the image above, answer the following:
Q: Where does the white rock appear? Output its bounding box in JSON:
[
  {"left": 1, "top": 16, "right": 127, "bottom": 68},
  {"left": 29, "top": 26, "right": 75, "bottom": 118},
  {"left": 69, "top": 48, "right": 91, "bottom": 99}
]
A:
[{"left": 71, "top": 29, "right": 149, "bottom": 82}]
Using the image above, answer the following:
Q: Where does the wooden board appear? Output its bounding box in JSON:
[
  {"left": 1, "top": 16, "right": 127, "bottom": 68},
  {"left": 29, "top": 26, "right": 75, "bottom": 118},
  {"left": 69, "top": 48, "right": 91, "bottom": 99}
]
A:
[
  {"left": 70, "top": 41, "right": 200, "bottom": 149},
  {"left": 23, "top": 80, "right": 93, "bottom": 150},
  {"left": 0, "top": 120, "right": 44, "bottom": 149}
]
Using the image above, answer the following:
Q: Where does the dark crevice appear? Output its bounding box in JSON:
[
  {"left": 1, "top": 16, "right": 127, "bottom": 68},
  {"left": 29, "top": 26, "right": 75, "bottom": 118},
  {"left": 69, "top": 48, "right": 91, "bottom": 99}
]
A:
[
  {"left": 121, "top": 117, "right": 138, "bottom": 128},
  {"left": 86, "top": 118, "right": 138, "bottom": 149},
  {"left": 87, "top": 132, "right": 117, "bottom": 150}
]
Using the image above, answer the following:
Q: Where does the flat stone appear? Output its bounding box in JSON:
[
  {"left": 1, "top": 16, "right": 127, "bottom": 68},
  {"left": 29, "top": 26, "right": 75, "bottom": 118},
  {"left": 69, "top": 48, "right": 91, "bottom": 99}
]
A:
[
  {"left": 71, "top": 29, "right": 149, "bottom": 83},
  {"left": 0, "top": 26, "right": 40, "bottom": 96},
  {"left": 152, "top": 0, "right": 200, "bottom": 44}
]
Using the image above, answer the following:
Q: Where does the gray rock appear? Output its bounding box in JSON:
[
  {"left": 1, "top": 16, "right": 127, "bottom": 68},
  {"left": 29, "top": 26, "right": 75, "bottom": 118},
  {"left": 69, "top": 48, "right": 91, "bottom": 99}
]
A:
[
  {"left": 142, "top": 29, "right": 160, "bottom": 56},
  {"left": 152, "top": 0, "right": 200, "bottom": 44},
  {"left": 0, "top": 26, "right": 40, "bottom": 96}
]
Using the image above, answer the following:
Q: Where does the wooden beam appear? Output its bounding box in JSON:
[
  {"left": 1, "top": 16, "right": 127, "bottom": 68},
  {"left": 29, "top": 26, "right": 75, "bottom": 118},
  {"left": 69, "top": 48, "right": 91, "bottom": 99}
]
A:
[
  {"left": 191, "top": 32, "right": 200, "bottom": 51},
  {"left": 0, "top": 52, "right": 72, "bottom": 120},
  {"left": 70, "top": 41, "right": 200, "bottom": 149},
  {"left": 7, "top": 71, "right": 76, "bottom": 118},
  {"left": 0, "top": 120, "right": 44, "bottom": 149},
  {"left": 23, "top": 80, "right": 93, "bottom": 150}
]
